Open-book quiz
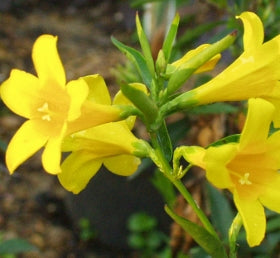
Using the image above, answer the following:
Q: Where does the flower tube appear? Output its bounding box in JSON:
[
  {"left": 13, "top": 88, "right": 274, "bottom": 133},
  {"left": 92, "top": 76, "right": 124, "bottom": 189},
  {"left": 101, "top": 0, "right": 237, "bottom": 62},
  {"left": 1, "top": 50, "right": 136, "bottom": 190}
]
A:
[{"left": 161, "top": 12, "right": 280, "bottom": 123}]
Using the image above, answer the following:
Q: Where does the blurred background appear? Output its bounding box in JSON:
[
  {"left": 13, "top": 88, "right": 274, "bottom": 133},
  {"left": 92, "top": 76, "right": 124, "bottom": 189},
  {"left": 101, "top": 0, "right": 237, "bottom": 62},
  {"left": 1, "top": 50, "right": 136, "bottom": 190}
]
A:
[{"left": 1, "top": 0, "right": 280, "bottom": 257}]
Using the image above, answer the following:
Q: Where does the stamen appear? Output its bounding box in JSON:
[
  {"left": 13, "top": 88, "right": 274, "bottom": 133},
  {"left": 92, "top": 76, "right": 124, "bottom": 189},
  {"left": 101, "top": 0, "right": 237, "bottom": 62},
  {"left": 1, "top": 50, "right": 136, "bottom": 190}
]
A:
[
  {"left": 239, "top": 173, "right": 252, "bottom": 185},
  {"left": 37, "top": 102, "right": 51, "bottom": 121},
  {"left": 42, "top": 114, "right": 51, "bottom": 121},
  {"left": 37, "top": 102, "right": 49, "bottom": 112}
]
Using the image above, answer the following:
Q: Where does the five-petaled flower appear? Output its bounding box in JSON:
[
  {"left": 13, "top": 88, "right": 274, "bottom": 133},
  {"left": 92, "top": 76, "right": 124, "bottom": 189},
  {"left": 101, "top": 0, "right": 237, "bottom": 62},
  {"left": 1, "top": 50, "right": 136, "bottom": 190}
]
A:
[
  {"left": 1, "top": 35, "right": 122, "bottom": 174},
  {"left": 180, "top": 98, "right": 280, "bottom": 247}
]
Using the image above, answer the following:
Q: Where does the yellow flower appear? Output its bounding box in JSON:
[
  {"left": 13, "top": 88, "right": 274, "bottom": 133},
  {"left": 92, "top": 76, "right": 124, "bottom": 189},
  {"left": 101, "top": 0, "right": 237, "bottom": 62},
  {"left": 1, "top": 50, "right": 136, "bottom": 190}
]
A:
[
  {"left": 181, "top": 98, "right": 280, "bottom": 247},
  {"left": 192, "top": 12, "right": 280, "bottom": 104},
  {"left": 167, "top": 44, "right": 221, "bottom": 74},
  {"left": 58, "top": 121, "right": 143, "bottom": 194},
  {"left": 57, "top": 87, "right": 148, "bottom": 194},
  {"left": 1, "top": 35, "right": 121, "bottom": 174},
  {"left": 165, "top": 12, "right": 280, "bottom": 119}
]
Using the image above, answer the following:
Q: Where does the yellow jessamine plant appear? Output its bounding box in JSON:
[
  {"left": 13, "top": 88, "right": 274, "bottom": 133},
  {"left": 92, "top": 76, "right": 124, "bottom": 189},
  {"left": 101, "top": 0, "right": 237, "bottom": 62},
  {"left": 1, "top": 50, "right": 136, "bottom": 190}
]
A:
[
  {"left": 177, "top": 98, "right": 280, "bottom": 247},
  {"left": 0, "top": 35, "right": 124, "bottom": 174},
  {"left": 2, "top": 10, "right": 280, "bottom": 257}
]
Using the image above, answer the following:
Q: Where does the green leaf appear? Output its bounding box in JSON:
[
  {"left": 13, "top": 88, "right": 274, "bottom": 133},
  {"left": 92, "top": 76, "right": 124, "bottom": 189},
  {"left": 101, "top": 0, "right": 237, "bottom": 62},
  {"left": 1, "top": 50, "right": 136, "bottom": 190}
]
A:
[
  {"left": 156, "top": 122, "right": 173, "bottom": 161},
  {"left": 165, "top": 206, "right": 227, "bottom": 258},
  {"left": 127, "top": 233, "right": 146, "bottom": 249},
  {"left": 128, "top": 212, "right": 157, "bottom": 232},
  {"left": 111, "top": 36, "right": 152, "bottom": 88},
  {"left": 150, "top": 169, "right": 176, "bottom": 207},
  {"left": 0, "top": 239, "right": 37, "bottom": 254},
  {"left": 206, "top": 182, "right": 234, "bottom": 239},
  {"left": 120, "top": 83, "right": 158, "bottom": 123},
  {"left": 266, "top": 215, "right": 280, "bottom": 232},
  {"left": 136, "top": 13, "right": 155, "bottom": 76},
  {"left": 208, "top": 134, "right": 240, "bottom": 148},
  {"left": 162, "top": 13, "right": 180, "bottom": 62},
  {"left": 130, "top": 0, "right": 162, "bottom": 8},
  {"left": 190, "top": 102, "right": 239, "bottom": 115}
]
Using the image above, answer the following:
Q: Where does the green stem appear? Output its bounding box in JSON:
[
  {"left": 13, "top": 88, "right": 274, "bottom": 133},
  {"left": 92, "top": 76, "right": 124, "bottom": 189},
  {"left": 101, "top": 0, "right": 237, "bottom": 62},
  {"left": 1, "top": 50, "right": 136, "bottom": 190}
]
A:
[
  {"left": 170, "top": 178, "right": 219, "bottom": 238},
  {"left": 228, "top": 213, "right": 242, "bottom": 258},
  {"left": 149, "top": 132, "right": 219, "bottom": 240}
]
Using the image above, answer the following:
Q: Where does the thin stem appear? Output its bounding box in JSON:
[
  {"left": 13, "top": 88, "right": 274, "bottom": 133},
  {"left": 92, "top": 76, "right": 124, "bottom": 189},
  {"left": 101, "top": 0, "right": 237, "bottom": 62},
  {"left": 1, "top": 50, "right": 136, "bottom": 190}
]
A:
[
  {"left": 228, "top": 213, "right": 242, "bottom": 258},
  {"left": 149, "top": 131, "right": 219, "bottom": 240},
  {"left": 170, "top": 178, "right": 219, "bottom": 239}
]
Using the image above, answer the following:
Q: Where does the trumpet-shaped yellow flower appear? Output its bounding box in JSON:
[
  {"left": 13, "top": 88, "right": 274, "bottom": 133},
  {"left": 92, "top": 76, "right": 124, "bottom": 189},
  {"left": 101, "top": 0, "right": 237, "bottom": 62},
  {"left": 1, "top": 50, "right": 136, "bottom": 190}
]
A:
[
  {"left": 165, "top": 12, "right": 280, "bottom": 122},
  {"left": 58, "top": 121, "right": 143, "bottom": 194},
  {"left": 192, "top": 12, "right": 280, "bottom": 104},
  {"left": 181, "top": 98, "right": 280, "bottom": 247},
  {"left": 58, "top": 87, "right": 147, "bottom": 194},
  {"left": 1, "top": 35, "right": 121, "bottom": 174},
  {"left": 167, "top": 44, "right": 221, "bottom": 74}
]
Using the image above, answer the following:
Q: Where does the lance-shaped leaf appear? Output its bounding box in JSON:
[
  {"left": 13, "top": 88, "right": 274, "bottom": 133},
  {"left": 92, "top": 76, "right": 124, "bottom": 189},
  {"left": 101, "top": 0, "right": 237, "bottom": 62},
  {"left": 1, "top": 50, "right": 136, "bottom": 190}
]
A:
[
  {"left": 156, "top": 121, "right": 173, "bottom": 161},
  {"left": 165, "top": 206, "right": 227, "bottom": 258},
  {"left": 162, "top": 13, "right": 180, "bottom": 62},
  {"left": 121, "top": 83, "right": 158, "bottom": 124},
  {"left": 136, "top": 13, "right": 155, "bottom": 76},
  {"left": 111, "top": 36, "right": 152, "bottom": 88}
]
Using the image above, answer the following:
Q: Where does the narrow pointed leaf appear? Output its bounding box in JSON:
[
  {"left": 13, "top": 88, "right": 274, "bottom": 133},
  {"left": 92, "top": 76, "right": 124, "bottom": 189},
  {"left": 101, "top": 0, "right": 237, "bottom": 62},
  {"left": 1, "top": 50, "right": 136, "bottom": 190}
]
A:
[
  {"left": 111, "top": 36, "right": 152, "bottom": 88},
  {"left": 162, "top": 13, "right": 180, "bottom": 62},
  {"left": 206, "top": 182, "right": 234, "bottom": 239},
  {"left": 136, "top": 13, "right": 155, "bottom": 75},
  {"left": 156, "top": 122, "right": 173, "bottom": 161},
  {"left": 121, "top": 83, "right": 158, "bottom": 123},
  {"left": 165, "top": 205, "right": 227, "bottom": 258}
]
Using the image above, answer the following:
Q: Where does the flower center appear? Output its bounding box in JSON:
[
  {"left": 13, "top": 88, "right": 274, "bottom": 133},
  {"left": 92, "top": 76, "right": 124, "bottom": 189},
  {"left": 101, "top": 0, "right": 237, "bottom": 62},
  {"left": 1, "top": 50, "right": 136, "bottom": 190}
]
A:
[
  {"left": 37, "top": 102, "right": 51, "bottom": 121},
  {"left": 239, "top": 172, "right": 252, "bottom": 185}
]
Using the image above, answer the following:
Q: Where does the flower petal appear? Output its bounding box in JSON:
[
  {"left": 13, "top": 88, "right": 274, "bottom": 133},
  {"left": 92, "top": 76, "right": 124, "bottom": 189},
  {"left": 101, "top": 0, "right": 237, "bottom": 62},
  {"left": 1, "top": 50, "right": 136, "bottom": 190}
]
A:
[
  {"left": 66, "top": 103, "right": 121, "bottom": 135},
  {"left": 6, "top": 120, "right": 48, "bottom": 173},
  {"left": 66, "top": 78, "right": 89, "bottom": 121},
  {"left": 41, "top": 133, "right": 64, "bottom": 174},
  {"left": 240, "top": 98, "right": 275, "bottom": 151},
  {"left": 192, "top": 35, "right": 280, "bottom": 104},
  {"left": 262, "top": 82, "right": 280, "bottom": 128},
  {"left": 58, "top": 151, "right": 102, "bottom": 194},
  {"left": 204, "top": 144, "right": 237, "bottom": 189},
  {"left": 81, "top": 74, "right": 111, "bottom": 105},
  {"left": 234, "top": 192, "right": 266, "bottom": 247},
  {"left": 32, "top": 34, "right": 66, "bottom": 87},
  {"left": 63, "top": 122, "right": 139, "bottom": 154},
  {"left": 1, "top": 69, "right": 40, "bottom": 118},
  {"left": 103, "top": 154, "right": 140, "bottom": 176},
  {"left": 259, "top": 172, "right": 280, "bottom": 213},
  {"left": 237, "top": 12, "right": 264, "bottom": 51}
]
